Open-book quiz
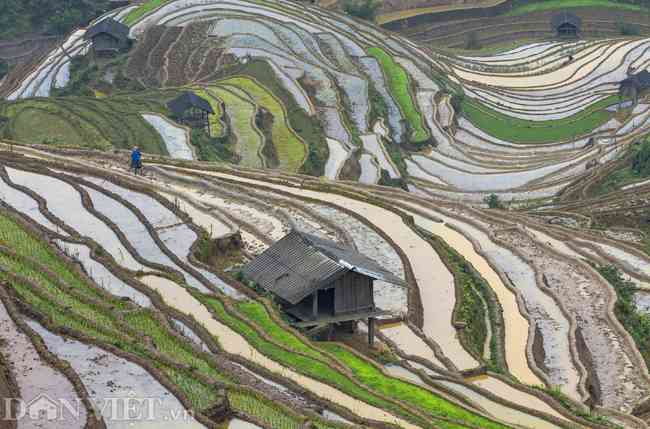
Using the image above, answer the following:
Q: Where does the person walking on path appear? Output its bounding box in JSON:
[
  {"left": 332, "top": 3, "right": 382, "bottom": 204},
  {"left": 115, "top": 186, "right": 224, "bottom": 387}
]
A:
[{"left": 131, "top": 146, "right": 142, "bottom": 175}]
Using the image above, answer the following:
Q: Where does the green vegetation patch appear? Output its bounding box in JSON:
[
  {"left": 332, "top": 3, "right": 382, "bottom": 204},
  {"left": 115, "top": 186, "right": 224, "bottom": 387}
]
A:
[
  {"left": 238, "top": 60, "right": 328, "bottom": 176},
  {"left": 505, "top": 0, "right": 643, "bottom": 17},
  {"left": 597, "top": 265, "right": 650, "bottom": 368},
  {"left": 461, "top": 95, "right": 617, "bottom": 144},
  {"left": 321, "top": 344, "right": 508, "bottom": 429},
  {"left": 0, "top": 94, "right": 171, "bottom": 154},
  {"left": 123, "top": 0, "right": 172, "bottom": 25},
  {"left": 219, "top": 77, "right": 308, "bottom": 172},
  {"left": 367, "top": 47, "right": 430, "bottom": 143}
]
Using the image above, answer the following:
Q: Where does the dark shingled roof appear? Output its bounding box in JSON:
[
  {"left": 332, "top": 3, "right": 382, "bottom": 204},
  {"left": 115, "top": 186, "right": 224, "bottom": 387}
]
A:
[
  {"left": 85, "top": 18, "right": 130, "bottom": 42},
  {"left": 551, "top": 11, "right": 582, "bottom": 30},
  {"left": 622, "top": 70, "right": 650, "bottom": 89},
  {"left": 242, "top": 230, "right": 406, "bottom": 305},
  {"left": 167, "top": 92, "right": 214, "bottom": 116}
]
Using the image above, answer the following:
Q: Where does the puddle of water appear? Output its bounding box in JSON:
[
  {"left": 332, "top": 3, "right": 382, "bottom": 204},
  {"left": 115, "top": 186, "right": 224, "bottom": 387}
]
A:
[
  {"left": 438, "top": 379, "right": 562, "bottom": 429},
  {"left": 6, "top": 168, "right": 143, "bottom": 271},
  {"left": 380, "top": 323, "right": 445, "bottom": 369},
  {"left": 55, "top": 240, "right": 152, "bottom": 308},
  {"left": 170, "top": 168, "right": 478, "bottom": 371},
  {"left": 138, "top": 275, "right": 418, "bottom": 429},
  {"left": 0, "top": 301, "right": 86, "bottom": 429},
  {"left": 27, "top": 319, "right": 204, "bottom": 429},
  {"left": 0, "top": 175, "right": 67, "bottom": 235},
  {"left": 228, "top": 419, "right": 262, "bottom": 429},
  {"left": 407, "top": 207, "right": 539, "bottom": 385}
]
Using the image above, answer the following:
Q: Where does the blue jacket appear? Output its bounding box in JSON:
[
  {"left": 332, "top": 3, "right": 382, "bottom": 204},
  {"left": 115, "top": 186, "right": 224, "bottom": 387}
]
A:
[{"left": 131, "top": 149, "right": 142, "bottom": 165}]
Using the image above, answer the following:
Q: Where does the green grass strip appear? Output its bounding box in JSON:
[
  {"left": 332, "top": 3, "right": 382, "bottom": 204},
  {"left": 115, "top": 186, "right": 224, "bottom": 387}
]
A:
[
  {"left": 236, "top": 301, "right": 325, "bottom": 360},
  {"left": 321, "top": 344, "right": 509, "bottom": 429},
  {"left": 461, "top": 95, "right": 617, "bottom": 144},
  {"left": 123, "top": 0, "right": 172, "bottom": 25},
  {"left": 198, "top": 296, "right": 434, "bottom": 427},
  {"left": 229, "top": 390, "right": 303, "bottom": 429},
  {"left": 505, "top": 0, "right": 643, "bottom": 16},
  {"left": 367, "top": 47, "right": 430, "bottom": 143}
]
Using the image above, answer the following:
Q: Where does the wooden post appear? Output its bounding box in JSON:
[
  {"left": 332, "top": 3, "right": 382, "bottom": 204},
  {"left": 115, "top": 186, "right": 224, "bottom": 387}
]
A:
[
  {"left": 368, "top": 317, "right": 375, "bottom": 347},
  {"left": 312, "top": 291, "right": 318, "bottom": 320}
]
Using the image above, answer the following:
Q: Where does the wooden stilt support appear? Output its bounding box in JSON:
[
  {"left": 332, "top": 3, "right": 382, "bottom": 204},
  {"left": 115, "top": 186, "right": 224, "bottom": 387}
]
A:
[
  {"left": 312, "top": 291, "right": 318, "bottom": 321},
  {"left": 368, "top": 317, "right": 376, "bottom": 347}
]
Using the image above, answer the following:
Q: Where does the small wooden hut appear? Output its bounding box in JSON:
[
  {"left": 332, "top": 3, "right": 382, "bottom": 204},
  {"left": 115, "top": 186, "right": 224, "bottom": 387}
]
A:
[
  {"left": 242, "top": 230, "right": 406, "bottom": 345},
  {"left": 551, "top": 12, "right": 581, "bottom": 38},
  {"left": 167, "top": 92, "right": 214, "bottom": 135},
  {"left": 85, "top": 18, "right": 130, "bottom": 56}
]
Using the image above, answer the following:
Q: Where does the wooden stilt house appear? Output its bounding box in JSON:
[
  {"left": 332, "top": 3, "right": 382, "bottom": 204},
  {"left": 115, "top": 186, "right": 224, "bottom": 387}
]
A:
[
  {"left": 167, "top": 92, "right": 214, "bottom": 136},
  {"left": 620, "top": 70, "right": 650, "bottom": 104},
  {"left": 242, "top": 230, "right": 406, "bottom": 345},
  {"left": 551, "top": 12, "right": 581, "bottom": 38},
  {"left": 85, "top": 18, "right": 130, "bottom": 56}
]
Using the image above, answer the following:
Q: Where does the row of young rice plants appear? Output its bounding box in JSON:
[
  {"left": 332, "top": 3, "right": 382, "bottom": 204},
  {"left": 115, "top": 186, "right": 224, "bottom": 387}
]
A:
[
  {"left": 367, "top": 47, "right": 430, "bottom": 144},
  {"left": 0, "top": 212, "right": 352, "bottom": 425},
  {"left": 196, "top": 295, "right": 434, "bottom": 428},
  {"left": 320, "top": 343, "right": 512, "bottom": 429},
  {"left": 226, "top": 298, "right": 512, "bottom": 429},
  {"left": 0, "top": 213, "right": 222, "bottom": 409},
  {"left": 460, "top": 95, "right": 618, "bottom": 144},
  {"left": 219, "top": 77, "right": 308, "bottom": 172}
]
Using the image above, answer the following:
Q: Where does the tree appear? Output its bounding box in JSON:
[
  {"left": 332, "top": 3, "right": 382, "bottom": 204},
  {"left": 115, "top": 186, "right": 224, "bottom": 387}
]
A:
[
  {"left": 484, "top": 193, "right": 503, "bottom": 209},
  {"left": 0, "top": 60, "right": 8, "bottom": 80},
  {"left": 342, "top": 0, "right": 381, "bottom": 21}
]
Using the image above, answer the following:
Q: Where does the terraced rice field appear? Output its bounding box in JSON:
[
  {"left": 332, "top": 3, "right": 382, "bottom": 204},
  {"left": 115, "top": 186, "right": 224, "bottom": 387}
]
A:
[{"left": 4, "top": 0, "right": 650, "bottom": 427}]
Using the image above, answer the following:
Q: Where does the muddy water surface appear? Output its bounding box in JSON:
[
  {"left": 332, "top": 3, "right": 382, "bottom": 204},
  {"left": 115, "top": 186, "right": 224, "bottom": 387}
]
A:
[
  {"left": 228, "top": 419, "right": 262, "bottom": 429},
  {"left": 27, "top": 319, "right": 204, "bottom": 429},
  {"left": 138, "top": 275, "right": 420, "bottom": 429},
  {"left": 54, "top": 240, "right": 151, "bottom": 308},
  {"left": 0, "top": 175, "right": 66, "bottom": 235},
  {"left": 406, "top": 207, "right": 539, "bottom": 385},
  {"left": 6, "top": 168, "right": 143, "bottom": 271},
  {"left": 380, "top": 323, "right": 445, "bottom": 369},
  {"left": 438, "top": 379, "right": 562, "bottom": 429},
  {"left": 0, "top": 301, "right": 86, "bottom": 429}
]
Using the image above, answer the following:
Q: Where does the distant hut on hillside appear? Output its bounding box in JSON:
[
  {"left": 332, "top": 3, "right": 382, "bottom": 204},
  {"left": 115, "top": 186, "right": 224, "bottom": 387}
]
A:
[
  {"left": 551, "top": 12, "right": 581, "bottom": 38},
  {"left": 242, "top": 230, "right": 406, "bottom": 346},
  {"left": 620, "top": 69, "right": 650, "bottom": 104},
  {"left": 167, "top": 92, "right": 214, "bottom": 136},
  {"left": 85, "top": 18, "right": 130, "bottom": 56}
]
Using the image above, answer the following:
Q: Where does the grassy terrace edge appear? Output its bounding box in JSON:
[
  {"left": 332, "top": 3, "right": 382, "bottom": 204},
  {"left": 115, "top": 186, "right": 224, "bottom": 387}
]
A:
[{"left": 460, "top": 95, "right": 617, "bottom": 144}]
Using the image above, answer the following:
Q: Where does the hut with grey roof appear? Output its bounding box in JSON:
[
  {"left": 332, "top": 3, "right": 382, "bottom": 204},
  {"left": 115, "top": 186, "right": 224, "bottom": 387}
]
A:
[
  {"left": 242, "top": 230, "right": 406, "bottom": 345},
  {"left": 85, "top": 18, "right": 130, "bottom": 56},
  {"left": 167, "top": 91, "right": 214, "bottom": 135}
]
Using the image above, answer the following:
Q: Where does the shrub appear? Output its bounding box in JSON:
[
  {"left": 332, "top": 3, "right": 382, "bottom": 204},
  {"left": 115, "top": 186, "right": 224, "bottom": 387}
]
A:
[{"left": 484, "top": 193, "right": 503, "bottom": 209}]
